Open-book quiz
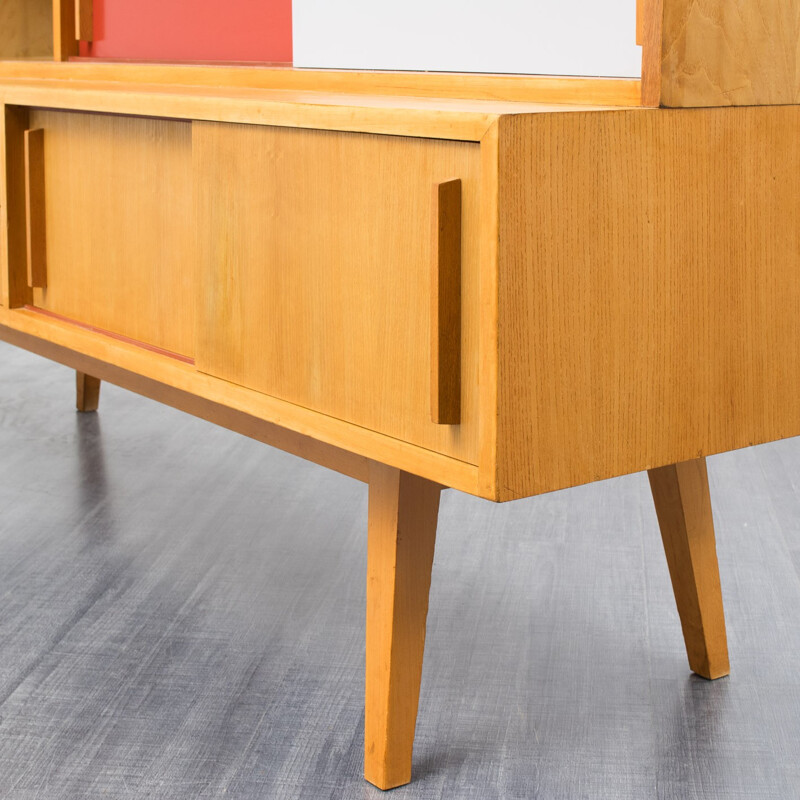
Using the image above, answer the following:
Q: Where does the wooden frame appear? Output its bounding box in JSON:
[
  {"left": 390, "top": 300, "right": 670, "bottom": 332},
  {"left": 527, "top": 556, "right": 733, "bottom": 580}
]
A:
[
  {"left": 43, "top": 0, "right": 800, "bottom": 109},
  {"left": 0, "top": 319, "right": 371, "bottom": 482},
  {"left": 43, "top": 1, "right": 643, "bottom": 105},
  {"left": 10, "top": 59, "right": 642, "bottom": 108}
]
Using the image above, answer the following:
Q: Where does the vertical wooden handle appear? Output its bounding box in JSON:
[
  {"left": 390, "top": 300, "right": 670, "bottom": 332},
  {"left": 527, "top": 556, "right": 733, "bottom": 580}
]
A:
[
  {"left": 53, "top": 0, "right": 78, "bottom": 60},
  {"left": 24, "top": 128, "right": 47, "bottom": 290},
  {"left": 430, "top": 178, "right": 461, "bottom": 425},
  {"left": 75, "top": 0, "right": 93, "bottom": 41}
]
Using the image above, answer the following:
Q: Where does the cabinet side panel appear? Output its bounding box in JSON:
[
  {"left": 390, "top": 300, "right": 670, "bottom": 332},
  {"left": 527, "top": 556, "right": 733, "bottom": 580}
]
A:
[{"left": 498, "top": 107, "right": 800, "bottom": 499}]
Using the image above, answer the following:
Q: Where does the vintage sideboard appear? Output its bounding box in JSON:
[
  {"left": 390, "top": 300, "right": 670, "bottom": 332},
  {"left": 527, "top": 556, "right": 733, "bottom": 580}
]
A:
[{"left": 1, "top": 0, "right": 799, "bottom": 790}]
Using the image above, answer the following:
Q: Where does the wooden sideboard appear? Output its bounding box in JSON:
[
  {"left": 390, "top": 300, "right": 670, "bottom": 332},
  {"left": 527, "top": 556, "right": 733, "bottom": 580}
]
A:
[{"left": 2, "top": 0, "right": 800, "bottom": 791}]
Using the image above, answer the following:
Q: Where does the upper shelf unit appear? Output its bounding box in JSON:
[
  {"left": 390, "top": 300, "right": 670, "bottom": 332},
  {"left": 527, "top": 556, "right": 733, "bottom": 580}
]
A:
[
  {"left": 1, "top": 0, "right": 798, "bottom": 110},
  {"left": 57, "top": 0, "right": 640, "bottom": 78}
]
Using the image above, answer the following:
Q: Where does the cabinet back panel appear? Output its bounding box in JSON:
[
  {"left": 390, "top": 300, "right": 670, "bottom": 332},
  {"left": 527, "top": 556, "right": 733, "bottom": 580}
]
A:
[
  {"left": 293, "top": 0, "right": 641, "bottom": 78},
  {"left": 81, "top": 0, "right": 292, "bottom": 63},
  {"left": 0, "top": 0, "right": 52, "bottom": 59}
]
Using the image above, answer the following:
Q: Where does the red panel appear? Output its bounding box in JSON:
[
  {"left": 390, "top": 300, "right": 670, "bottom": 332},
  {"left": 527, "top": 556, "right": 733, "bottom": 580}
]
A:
[{"left": 81, "top": 0, "right": 292, "bottom": 63}]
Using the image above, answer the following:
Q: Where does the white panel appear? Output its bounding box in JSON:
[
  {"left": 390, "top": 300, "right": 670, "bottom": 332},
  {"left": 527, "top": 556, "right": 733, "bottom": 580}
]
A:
[{"left": 292, "top": 0, "right": 641, "bottom": 78}]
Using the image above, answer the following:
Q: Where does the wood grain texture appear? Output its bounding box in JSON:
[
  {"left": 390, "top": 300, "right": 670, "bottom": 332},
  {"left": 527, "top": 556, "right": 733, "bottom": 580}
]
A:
[
  {"left": 365, "top": 462, "right": 441, "bottom": 790},
  {"left": 24, "top": 109, "right": 194, "bottom": 358},
  {"left": 659, "top": 0, "right": 800, "bottom": 107},
  {"left": 637, "top": 0, "right": 646, "bottom": 44},
  {"left": 23, "top": 128, "right": 46, "bottom": 289},
  {"left": 0, "top": 59, "right": 643, "bottom": 107},
  {"left": 639, "top": 0, "right": 665, "bottom": 106},
  {"left": 52, "top": 0, "right": 78, "bottom": 61},
  {"left": 75, "top": 370, "right": 99, "bottom": 412},
  {"left": 0, "top": 76, "right": 627, "bottom": 143},
  {"left": 0, "top": 0, "right": 53, "bottom": 59},
  {"left": 430, "top": 179, "right": 462, "bottom": 425},
  {"left": 2, "top": 105, "right": 32, "bottom": 309},
  {"left": 0, "top": 308, "right": 480, "bottom": 493},
  {"left": 648, "top": 458, "right": 729, "bottom": 679},
  {"left": 194, "top": 123, "right": 481, "bottom": 464},
  {"left": 476, "top": 123, "right": 501, "bottom": 499},
  {"left": 497, "top": 106, "right": 800, "bottom": 500},
  {"left": 0, "top": 312, "right": 368, "bottom": 481},
  {"left": 0, "top": 106, "right": 6, "bottom": 307},
  {"left": 74, "top": 0, "right": 93, "bottom": 42}
]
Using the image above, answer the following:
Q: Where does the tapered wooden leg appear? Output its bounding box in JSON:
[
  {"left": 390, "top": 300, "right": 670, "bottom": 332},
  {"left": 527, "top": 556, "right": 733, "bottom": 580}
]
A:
[
  {"left": 76, "top": 371, "right": 101, "bottom": 412},
  {"left": 365, "top": 462, "right": 442, "bottom": 790},
  {"left": 648, "top": 457, "right": 730, "bottom": 680}
]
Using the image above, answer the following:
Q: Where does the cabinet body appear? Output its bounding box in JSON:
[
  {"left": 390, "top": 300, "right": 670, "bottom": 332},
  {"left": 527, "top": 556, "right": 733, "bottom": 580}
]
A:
[{"left": 2, "top": 74, "right": 800, "bottom": 500}]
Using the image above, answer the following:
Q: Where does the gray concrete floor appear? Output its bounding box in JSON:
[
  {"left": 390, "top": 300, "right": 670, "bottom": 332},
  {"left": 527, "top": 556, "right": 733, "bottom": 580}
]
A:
[{"left": 0, "top": 341, "right": 799, "bottom": 799}]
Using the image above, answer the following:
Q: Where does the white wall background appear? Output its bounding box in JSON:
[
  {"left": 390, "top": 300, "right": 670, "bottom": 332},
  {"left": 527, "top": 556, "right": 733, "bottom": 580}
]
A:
[{"left": 292, "top": 0, "right": 641, "bottom": 78}]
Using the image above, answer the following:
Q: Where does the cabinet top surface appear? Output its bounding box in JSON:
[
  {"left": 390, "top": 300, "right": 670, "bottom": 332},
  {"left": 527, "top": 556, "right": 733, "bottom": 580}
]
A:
[{"left": 0, "top": 60, "right": 638, "bottom": 140}]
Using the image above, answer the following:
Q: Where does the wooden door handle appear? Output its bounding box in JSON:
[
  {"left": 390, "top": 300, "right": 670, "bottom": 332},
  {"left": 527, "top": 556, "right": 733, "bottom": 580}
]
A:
[
  {"left": 24, "top": 128, "right": 47, "bottom": 289},
  {"left": 430, "top": 178, "right": 461, "bottom": 425},
  {"left": 75, "top": 0, "right": 93, "bottom": 41}
]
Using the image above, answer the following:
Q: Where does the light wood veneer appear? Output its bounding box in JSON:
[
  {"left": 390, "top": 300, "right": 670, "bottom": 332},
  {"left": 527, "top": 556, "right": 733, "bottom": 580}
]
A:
[
  {"left": 12, "top": 90, "right": 795, "bottom": 499},
  {"left": 643, "top": 0, "right": 800, "bottom": 107},
  {"left": 28, "top": 109, "right": 194, "bottom": 358},
  {"left": 497, "top": 105, "right": 800, "bottom": 499},
  {"left": 195, "top": 122, "right": 480, "bottom": 462},
  {"left": 649, "top": 458, "right": 730, "bottom": 680}
]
